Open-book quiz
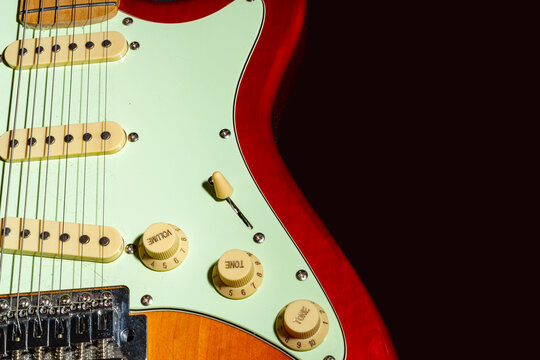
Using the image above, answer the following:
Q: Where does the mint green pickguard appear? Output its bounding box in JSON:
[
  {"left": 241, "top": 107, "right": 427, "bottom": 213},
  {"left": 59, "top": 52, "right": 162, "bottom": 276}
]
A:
[{"left": 0, "top": 1, "right": 346, "bottom": 358}]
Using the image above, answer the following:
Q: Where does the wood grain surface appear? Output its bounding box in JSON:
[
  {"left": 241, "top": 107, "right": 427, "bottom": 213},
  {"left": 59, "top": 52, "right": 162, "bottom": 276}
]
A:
[
  {"left": 19, "top": 0, "right": 119, "bottom": 28},
  {"left": 141, "top": 310, "right": 292, "bottom": 360}
]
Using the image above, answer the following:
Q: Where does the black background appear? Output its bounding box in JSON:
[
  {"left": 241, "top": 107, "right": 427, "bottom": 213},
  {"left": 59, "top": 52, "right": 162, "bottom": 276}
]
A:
[{"left": 274, "top": 2, "right": 446, "bottom": 358}]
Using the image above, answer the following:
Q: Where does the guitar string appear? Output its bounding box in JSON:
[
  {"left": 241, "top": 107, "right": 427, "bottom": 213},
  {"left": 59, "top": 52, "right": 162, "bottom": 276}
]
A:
[
  {"left": 101, "top": 1, "right": 111, "bottom": 287},
  {"left": 14, "top": 0, "right": 48, "bottom": 333},
  {"left": 80, "top": 0, "right": 96, "bottom": 290},
  {"left": 58, "top": 0, "right": 80, "bottom": 298},
  {"left": 0, "top": 0, "right": 32, "bottom": 313},
  {"left": 36, "top": 0, "right": 63, "bottom": 332}
]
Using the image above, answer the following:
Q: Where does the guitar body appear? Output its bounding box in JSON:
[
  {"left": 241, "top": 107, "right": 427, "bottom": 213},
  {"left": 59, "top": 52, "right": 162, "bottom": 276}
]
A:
[{"left": 0, "top": 1, "right": 396, "bottom": 359}]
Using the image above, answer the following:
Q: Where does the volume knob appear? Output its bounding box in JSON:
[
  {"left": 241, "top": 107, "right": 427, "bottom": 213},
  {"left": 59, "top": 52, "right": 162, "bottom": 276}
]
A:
[
  {"left": 212, "top": 249, "right": 263, "bottom": 299},
  {"left": 139, "top": 223, "right": 189, "bottom": 271},
  {"left": 275, "top": 300, "right": 329, "bottom": 351}
]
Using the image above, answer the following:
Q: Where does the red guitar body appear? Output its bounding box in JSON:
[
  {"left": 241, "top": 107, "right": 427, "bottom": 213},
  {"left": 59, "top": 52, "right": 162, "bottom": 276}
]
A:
[{"left": 120, "top": 1, "right": 397, "bottom": 358}]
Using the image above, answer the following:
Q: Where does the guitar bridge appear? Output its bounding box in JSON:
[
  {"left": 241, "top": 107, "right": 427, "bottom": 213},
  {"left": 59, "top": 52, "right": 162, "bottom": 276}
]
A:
[{"left": 0, "top": 286, "right": 146, "bottom": 359}]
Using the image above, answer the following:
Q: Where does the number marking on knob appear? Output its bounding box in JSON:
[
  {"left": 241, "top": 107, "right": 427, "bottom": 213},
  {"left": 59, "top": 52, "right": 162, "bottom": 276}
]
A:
[
  {"left": 275, "top": 300, "right": 329, "bottom": 351},
  {"left": 138, "top": 223, "right": 189, "bottom": 272},
  {"left": 212, "top": 250, "right": 263, "bottom": 299}
]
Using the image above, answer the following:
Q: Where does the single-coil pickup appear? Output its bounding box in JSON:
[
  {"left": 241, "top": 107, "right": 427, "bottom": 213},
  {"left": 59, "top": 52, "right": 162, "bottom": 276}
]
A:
[
  {"left": 0, "top": 121, "right": 126, "bottom": 162},
  {"left": 2, "top": 31, "right": 127, "bottom": 70},
  {"left": 0, "top": 217, "right": 123, "bottom": 263}
]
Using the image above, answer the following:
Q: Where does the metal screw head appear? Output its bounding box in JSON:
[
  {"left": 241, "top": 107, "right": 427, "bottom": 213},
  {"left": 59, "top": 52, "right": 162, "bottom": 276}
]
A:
[
  {"left": 324, "top": 356, "right": 336, "bottom": 360},
  {"left": 0, "top": 300, "right": 9, "bottom": 311},
  {"left": 128, "top": 132, "right": 139, "bottom": 142},
  {"left": 141, "top": 295, "right": 153, "bottom": 306},
  {"left": 59, "top": 295, "right": 72, "bottom": 306},
  {"left": 39, "top": 297, "right": 50, "bottom": 307},
  {"left": 125, "top": 244, "right": 136, "bottom": 254},
  {"left": 79, "top": 293, "right": 92, "bottom": 302},
  {"left": 208, "top": 176, "right": 214, "bottom": 185},
  {"left": 123, "top": 17, "right": 134, "bottom": 25},
  {"left": 0, "top": 54, "right": 3, "bottom": 63},
  {"left": 130, "top": 41, "right": 140, "bottom": 50},
  {"left": 18, "top": 298, "right": 30, "bottom": 309},
  {"left": 253, "top": 232, "right": 265, "bottom": 243},
  {"left": 102, "top": 291, "right": 113, "bottom": 300},
  {"left": 219, "top": 129, "right": 231, "bottom": 139},
  {"left": 296, "top": 269, "right": 308, "bottom": 281}
]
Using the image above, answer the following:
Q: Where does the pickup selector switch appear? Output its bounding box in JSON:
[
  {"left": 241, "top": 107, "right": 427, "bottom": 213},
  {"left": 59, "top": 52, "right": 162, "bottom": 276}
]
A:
[
  {"left": 139, "top": 223, "right": 189, "bottom": 271},
  {"left": 275, "top": 300, "right": 330, "bottom": 351},
  {"left": 212, "top": 249, "right": 263, "bottom": 299}
]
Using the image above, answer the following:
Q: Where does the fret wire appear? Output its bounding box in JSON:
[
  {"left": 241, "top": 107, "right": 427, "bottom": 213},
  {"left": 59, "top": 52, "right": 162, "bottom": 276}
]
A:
[{"left": 18, "top": 2, "right": 118, "bottom": 15}]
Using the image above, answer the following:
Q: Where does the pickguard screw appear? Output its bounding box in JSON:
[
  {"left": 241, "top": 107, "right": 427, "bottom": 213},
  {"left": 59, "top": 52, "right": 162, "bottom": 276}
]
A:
[
  {"left": 130, "top": 41, "right": 140, "bottom": 50},
  {"left": 253, "top": 232, "right": 265, "bottom": 243},
  {"left": 128, "top": 132, "right": 139, "bottom": 142},
  {"left": 207, "top": 176, "right": 214, "bottom": 185},
  {"left": 0, "top": 54, "right": 3, "bottom": 62},
  {"left": 141, "top": 295, "right": 153, "bottom": 306},
  {"left": 123, "top": 17, "right": 134, "bottom": 26},
  {"left": 324, "top": 356, "right": 336, "bottom": 360},
  {"left": 296, "top": 269, "right": 308, "bottom": 281},
  {"left": 219, "top": 129, "right": 231, "bottom": 139},
  {"left": 125, "top": 244, "right": 136, "bottom": 254}
]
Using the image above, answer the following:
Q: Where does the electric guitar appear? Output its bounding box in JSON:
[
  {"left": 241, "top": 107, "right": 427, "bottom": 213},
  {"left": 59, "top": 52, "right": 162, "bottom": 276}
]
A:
[{"left": 0, "top": 1, "right": 397, "bottom": 359}]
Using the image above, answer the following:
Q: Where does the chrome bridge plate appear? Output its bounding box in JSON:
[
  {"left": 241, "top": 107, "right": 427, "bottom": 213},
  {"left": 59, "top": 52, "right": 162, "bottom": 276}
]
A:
[{"left": 0, "top": 286, "right": 146, "bottom": 360}]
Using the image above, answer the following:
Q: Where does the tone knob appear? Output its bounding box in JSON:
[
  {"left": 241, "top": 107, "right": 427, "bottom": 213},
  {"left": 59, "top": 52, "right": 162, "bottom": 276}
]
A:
[
  {"left": 275, "top": 300, "right": 329, "bottom": 351},
  {"left": 138, "top": 223, "right": 189, "bottom": 272},
  {"left": 212, "top": 249, "right": 263, "bottom": 299}
]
